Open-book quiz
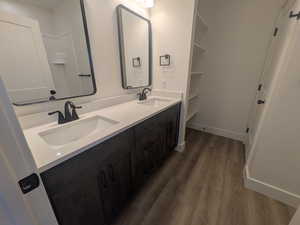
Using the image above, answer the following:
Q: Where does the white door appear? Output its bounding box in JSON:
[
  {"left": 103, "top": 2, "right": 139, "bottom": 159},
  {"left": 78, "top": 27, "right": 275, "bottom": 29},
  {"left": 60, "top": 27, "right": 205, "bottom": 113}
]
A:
[
  {"left": 246, "top": 0, "right": 297, "bottom": 150},
  {"left": 0, "top": 11, "right": 55, "bottom": 104},
  {"left": 0, "top": 77, "right": 58, "bottom": 225},
  {"left": 0, "top": 151, "right": 37, "bottom": 225}
]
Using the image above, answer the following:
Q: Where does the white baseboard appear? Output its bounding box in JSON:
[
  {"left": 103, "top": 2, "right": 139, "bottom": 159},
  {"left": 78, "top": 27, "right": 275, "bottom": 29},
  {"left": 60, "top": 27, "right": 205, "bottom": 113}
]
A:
[
  {"left": 187, "top": 122, "right": 246, "bottom": 142},
  {"left": 175, "top": 142, "right": 186, "bottom": 153},
  {"left": 244, "top": 165, "right": 300, "bottom": 207}
]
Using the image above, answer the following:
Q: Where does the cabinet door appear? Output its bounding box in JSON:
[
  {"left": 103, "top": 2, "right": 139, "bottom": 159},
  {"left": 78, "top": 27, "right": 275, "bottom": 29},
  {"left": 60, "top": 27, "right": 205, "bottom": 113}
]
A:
[
  {"left": 142, "top": 140, "right": 160, "bottom": 174},
  {"left": 164, "top": 103, "right": 181, "bottom": 153},
  {"left": 44, "top": 163, "right": 105, "bottom": 225},
  {"left": 132, "top": 104, "right": 181, "bottom": 189},
  {"left": 133, "top": 115, "right": 163, "bottom": 186},
  {"left": 98, "top": 149, "right": 132, "bottom": 225},
  {"left": 154, "top": 103, "right": 181, "bottom": 160},
  {"left": 41, "top": 129, "right": 134, "bottom": 225}
]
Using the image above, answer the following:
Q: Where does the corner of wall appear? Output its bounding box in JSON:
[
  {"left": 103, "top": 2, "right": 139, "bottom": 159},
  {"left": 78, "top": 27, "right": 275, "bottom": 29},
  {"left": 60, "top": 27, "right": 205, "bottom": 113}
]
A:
[{"left": 244, "top": 164, "right": 300, "bottom": 207}]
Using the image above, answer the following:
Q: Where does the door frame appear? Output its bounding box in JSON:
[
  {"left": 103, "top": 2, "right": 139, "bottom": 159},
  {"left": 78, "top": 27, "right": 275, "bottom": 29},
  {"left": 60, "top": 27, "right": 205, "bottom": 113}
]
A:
[{"left": 0, "top": 77, "right": 58, "bottom": 225}]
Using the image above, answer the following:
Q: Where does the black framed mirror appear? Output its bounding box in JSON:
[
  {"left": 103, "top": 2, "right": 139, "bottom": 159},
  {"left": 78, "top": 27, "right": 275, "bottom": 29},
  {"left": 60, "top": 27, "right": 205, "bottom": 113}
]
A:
[
  {"left": 117, "top": 5, "right": 152, "bottom": 89},
  {"left": 0, "top": 0, "right": 96, "bottom": 106}
]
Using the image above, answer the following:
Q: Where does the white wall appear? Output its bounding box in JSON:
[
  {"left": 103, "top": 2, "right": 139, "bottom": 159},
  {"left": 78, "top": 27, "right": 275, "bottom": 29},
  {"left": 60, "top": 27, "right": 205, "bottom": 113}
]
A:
[
  {"left": 151, "top": 0, "right": 195, "bottom": 147},
  {"left": 152, "top": 0, "right": 194, "bottom": 93},
  {"left": 12, "top": 0, "right": 149, "bottom": 117},
  {"left": 188, "top": 0, "right": 285, "bottom": 140}
]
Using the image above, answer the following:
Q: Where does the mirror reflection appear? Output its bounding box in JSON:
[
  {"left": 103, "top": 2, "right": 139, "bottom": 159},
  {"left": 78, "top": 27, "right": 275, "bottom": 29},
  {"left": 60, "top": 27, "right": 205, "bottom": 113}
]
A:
[
  {"left": 117, "top": 5, "right": 152, "bottom": 89},
  {"left": 0, "top": 0, "right": 96, "bottom": 105}
]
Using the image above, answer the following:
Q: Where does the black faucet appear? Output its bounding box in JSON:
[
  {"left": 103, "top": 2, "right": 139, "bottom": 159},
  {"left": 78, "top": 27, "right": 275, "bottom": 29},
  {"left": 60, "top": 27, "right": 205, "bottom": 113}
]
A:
[
  {"left": 138, "top": 88, "right": 152, "bottom": 101},
  {"left": 48, "top": 101, "right": 82, "bottom": 124},
  {"left": 64, "top": 101, "right": 82, "bottom": 122}
]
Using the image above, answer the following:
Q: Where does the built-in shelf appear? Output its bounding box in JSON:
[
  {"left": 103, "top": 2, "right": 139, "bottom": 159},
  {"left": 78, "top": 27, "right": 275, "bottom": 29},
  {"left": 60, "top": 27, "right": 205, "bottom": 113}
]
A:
[
  {"left": 184, "top": 7, "right": 207, "bottom": 126},
  {"left": 186, "top": 109, "right": 198, "bottom": 122}
]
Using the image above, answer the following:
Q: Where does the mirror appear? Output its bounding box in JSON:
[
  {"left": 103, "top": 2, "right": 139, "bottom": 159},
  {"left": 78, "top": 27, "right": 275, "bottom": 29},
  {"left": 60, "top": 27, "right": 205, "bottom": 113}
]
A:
[
  {"left": 117, "top": 5, "right": 152, "bottom": 89},
  {"left": 0, "top": 0, "right": 96, "bottom": 105}
]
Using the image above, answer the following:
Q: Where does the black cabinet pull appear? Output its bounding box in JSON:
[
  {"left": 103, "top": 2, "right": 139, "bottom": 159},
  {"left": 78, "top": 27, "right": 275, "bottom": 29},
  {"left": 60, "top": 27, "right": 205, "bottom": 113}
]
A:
[{"left": 108, "top": 164, "right": 116, "bottom": 182}]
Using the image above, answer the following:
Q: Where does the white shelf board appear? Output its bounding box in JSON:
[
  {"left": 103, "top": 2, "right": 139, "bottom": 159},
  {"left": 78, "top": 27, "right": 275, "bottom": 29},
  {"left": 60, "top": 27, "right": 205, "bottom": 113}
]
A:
[
  {"left": 188, "top": 92, "right": 199, "bottom": 100},
  {"left": 52, "top": 60, "right": 65, "bottom": 65},
  {"left": 191, "top": 71, "right": 204, "bottom": 76},
  {"left": 186, "top": 109, "right": 198, "bottom": 122},
  {"left": 196, "top": 10, "right": 208, "bottom": 31},
  {"left": 193, "top": 42, "right": 206, "bottom": 52}
]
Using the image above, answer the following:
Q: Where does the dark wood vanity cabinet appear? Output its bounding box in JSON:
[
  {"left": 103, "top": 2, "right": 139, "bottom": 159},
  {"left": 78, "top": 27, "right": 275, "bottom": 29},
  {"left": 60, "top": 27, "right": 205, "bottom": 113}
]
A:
[{"left": 41, "top": 103, "right": 181, "bottom": 225}]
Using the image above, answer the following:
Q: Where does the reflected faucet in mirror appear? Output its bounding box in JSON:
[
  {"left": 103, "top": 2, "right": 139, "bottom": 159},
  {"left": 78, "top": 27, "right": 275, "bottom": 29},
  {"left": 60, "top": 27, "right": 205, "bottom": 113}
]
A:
[{"left": 48, "top": 101, "right": 82, "bottom": 124}]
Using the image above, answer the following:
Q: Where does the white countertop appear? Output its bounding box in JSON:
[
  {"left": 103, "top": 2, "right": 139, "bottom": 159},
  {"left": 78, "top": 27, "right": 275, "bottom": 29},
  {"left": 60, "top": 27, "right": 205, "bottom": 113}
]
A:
[{"left": 23, "top": 96, "right": 181, "bottom": 172}]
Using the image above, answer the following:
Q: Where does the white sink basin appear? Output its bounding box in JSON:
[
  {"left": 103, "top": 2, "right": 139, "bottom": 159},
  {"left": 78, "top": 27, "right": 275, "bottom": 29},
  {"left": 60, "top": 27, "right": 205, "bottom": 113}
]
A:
[
  {"left": 39, "top": 116, "right": 119, "bottom": 147},
  {"left": 137, "top": 98, "right": 171, "bottom": 107}
]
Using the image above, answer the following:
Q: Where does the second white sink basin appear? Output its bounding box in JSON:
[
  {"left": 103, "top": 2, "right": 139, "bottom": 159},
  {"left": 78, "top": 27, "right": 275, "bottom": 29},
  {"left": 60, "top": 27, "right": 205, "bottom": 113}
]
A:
[
  {"left": 137, "top": 98, "right": 171, "bottom": 107},
  {"left": 39, "top": 115, "right": 119, "bottom": 147}
]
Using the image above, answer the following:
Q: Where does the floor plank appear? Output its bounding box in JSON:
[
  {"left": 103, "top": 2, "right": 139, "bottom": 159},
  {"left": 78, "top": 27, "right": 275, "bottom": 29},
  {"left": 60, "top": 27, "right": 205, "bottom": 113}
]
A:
[{"left": 113, "top": 129, "right": 295, "bottom": 225}]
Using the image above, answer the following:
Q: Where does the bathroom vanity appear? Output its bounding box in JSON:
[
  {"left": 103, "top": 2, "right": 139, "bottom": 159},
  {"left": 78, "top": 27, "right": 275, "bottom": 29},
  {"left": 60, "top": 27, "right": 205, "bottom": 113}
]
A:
[
  {"left": 23, "top": 97, "right": 181, "bottom": 225},
  {"left": 0, "top": 0, "right": 184, "bottom": 224}
]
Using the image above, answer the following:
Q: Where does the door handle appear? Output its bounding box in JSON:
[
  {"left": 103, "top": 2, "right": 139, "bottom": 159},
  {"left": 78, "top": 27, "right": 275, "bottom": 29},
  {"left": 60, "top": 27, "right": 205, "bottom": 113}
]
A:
[
  {"left": 257, "top": 100, "right": 265, "bottom": 104},
  {"left": 18, "top": 173, "right": 40, "bottom": 194}
]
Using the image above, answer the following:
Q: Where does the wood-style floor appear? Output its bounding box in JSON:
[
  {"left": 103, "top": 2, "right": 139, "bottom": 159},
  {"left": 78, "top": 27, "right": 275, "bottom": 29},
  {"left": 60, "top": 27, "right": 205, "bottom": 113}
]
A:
[{"left": 113, "top": 129, "right": 295, "bottom": 225}]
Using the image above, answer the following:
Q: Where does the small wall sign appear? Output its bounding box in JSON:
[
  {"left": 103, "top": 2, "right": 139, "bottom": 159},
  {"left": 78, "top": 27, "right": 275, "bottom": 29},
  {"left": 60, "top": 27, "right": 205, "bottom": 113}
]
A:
[
  {"left": 132, "top": 57, "right": 141, "bottom": 67},
  {"left": 160, "top": 54, "right": 171, "bottom": 66}
]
